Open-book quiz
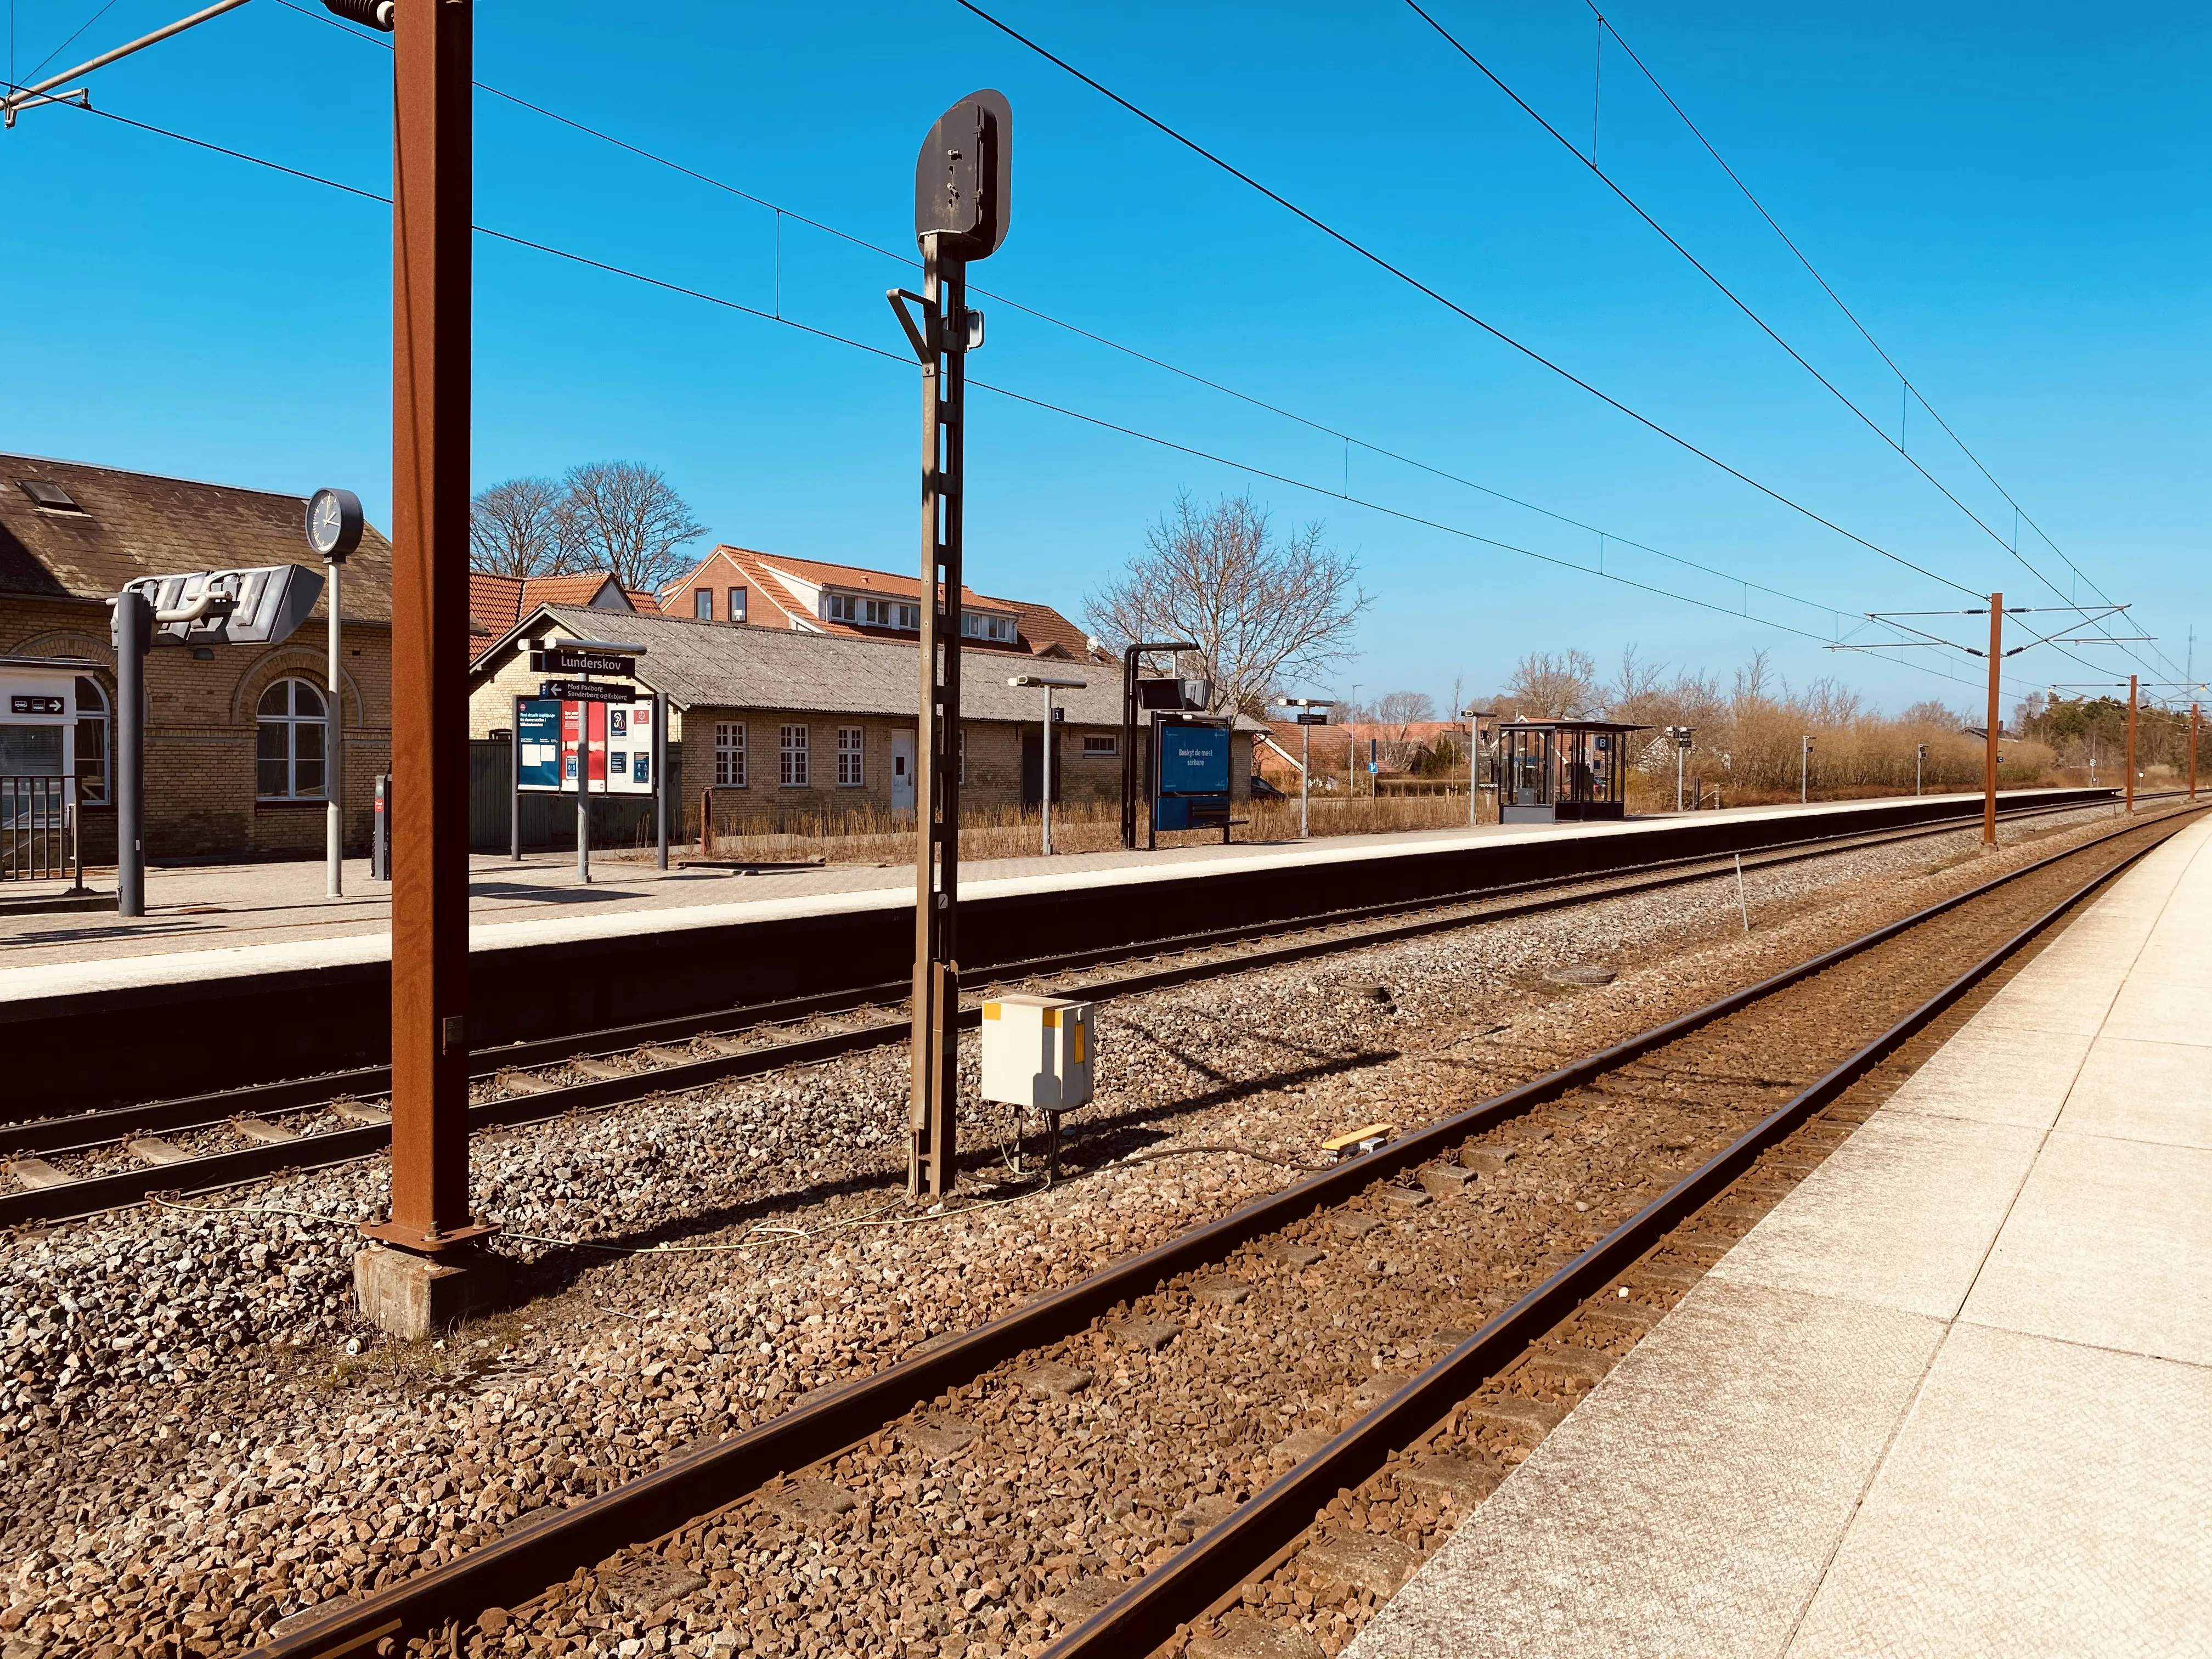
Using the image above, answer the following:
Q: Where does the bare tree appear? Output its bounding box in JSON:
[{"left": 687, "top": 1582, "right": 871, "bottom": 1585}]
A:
[
  {"left": 1084, "top": 492, "right": 1369, "bottom": 715},
  {"left": 469, "top": 476, "right": 569, "bottom": 578},
  {"left": 552, "top": 461, "right": 708, "bottom": 594},
  {"left": 1503, "top": 648, "right": 1601, "bottom": 718}
]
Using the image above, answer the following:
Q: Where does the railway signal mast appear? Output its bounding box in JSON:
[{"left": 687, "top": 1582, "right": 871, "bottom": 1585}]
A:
[{"left": 888, "top": 91, "right": 1012, "bottom": 1200}]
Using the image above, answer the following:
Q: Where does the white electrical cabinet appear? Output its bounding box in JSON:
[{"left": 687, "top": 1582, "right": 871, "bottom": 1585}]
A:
[{"left": 980, "top": 994, "right": 1094, "bottom": 1113}]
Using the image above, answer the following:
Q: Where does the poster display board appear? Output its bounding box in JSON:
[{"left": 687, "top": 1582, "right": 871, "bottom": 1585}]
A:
[
  {"left": 517, "top": 693, "right": 656, "bottom": 795},
  {"left": 1152, "top": 715, "right": 1233, "bottom": 835}
]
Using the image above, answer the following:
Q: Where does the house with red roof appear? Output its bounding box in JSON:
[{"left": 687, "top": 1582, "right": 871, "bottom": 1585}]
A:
[{"left": 657, "top": 545, "right": 1100, "bottom": 663}]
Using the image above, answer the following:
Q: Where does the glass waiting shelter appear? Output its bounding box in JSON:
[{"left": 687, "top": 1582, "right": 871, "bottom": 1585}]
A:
[{"left": 1496, "top": 718, "right": 1646, "bottom": 823}]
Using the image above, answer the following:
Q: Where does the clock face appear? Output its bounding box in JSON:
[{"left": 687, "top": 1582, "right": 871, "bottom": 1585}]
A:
[
  {"left": 310, "top": 493, "right": 343, "bottom": 553},
  {"left": 306, "top": 487, "right": 362, "bottom": 560}
]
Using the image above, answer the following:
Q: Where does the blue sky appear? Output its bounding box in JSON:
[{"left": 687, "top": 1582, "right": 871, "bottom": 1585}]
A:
[{"left": 4, "top": 0, "right": 2204, "bottom": 715}]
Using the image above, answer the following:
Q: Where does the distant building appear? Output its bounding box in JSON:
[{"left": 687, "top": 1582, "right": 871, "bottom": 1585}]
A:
[
  {"left": 657, "top": 546, "right": 1102, "bottom": 663},
  {"left": 0, "top": 454, "right": 392, "bottom": 863},
  {"left": 469, "top": 602, "right": 1254, "bottom": 819},
  {"left": 467, "top": 571, "right": 651, "bottom": 664}
]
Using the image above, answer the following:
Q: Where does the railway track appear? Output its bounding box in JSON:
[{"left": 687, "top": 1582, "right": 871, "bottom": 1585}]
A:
[
  {"left": 255, "top": 800, "right": 2202, "bottom": 1658},
  {"left": 0, "top": 792, "right": 2140, "bottom": 1229}
]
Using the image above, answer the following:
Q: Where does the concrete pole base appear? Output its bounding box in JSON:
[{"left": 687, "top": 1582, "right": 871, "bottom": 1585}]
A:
[{"left": 353, "top": 1243, "right": 505, "bottom": 1340}]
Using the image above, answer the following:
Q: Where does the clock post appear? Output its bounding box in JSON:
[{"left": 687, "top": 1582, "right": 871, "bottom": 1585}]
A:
[{"left": 306, "top": 487, "right": 364, "bottom": 899}]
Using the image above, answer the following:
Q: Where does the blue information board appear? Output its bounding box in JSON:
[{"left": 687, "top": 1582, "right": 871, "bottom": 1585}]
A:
[
  {"left": 516, "top": 699, "right": 564, "bottom": 792},
  {"left": 1158, "top": 722, "right": 1231, "bottom": 796}
]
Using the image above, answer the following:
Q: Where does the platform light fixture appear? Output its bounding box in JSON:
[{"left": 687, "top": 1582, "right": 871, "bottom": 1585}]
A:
[
  {"left": 1278, "top": 698, "right": 1337, "bottom": 838},
  {"left": 1007, "top": 674, "right": 1086, "bottom": 856}
]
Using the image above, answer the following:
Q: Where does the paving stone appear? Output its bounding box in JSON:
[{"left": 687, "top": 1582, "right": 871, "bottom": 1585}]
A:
[
  {"left": 901, "top": 1416, "right": 981, "bottom": 1457},
  {"left": 124, "top": 1137, "right": 191, "bottom": 1167},
  {"left": 228, "top": 1116, "right": 297, "bottom": 1144},
  {"left": 1304, "top": 1531, "right": 1418, "bottom": 1598},
  {"left": 1016, "top": 1361, "right": 1092, "bottom": 1399},
  {"left": 1109, "top": 1318, "right": 1180, "bottom": 1353},
  {"left": 1048, "top": 1576, "right": 1124, "bottom": 1625},
  {"left": 1191, "top": 1621, "right": 1327, "bottom": 1659},
  {"left": 1418, "top": 1164, "right": 1477, "bottom": 1199},
  {"left": 1400, "top": 1454, "right": 1500, "bottom": 1506},
  {"left": 1269, "top": 1425, "right": 1340, "bottom": 1464},
  {"left": 761, "top": 1480, "right": 859, "bottom": 1529},
  {"left": 1526, "top": 1347, "right": 1616, "bottom": 1389},
  {"left": 603, "top": 1556, "right": 708, "bottom": 1613},
  {"left": 1467, "top": 1396, "right": 1567, "bottom": 1440},
  {"left": 1170, "top": 1493, "right": 1239, "bottom": 1538}
]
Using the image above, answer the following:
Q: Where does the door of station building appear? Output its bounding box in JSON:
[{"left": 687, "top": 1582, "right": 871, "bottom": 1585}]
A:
[{"left": 890, "top": 730, "right": 916, "bottom": 811}]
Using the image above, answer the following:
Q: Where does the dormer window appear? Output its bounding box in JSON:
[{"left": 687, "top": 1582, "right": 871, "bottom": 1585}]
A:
[
  {"left": 824, "top": 593, "right": 859, "bottom": 623},
  {"left": 16, "top": 480, "right": 85, "bottom": 514},
  {"left": 824, "top": 592, "right": 920, "bottom": 630},
  {"left": 960, "top": 611, "right": 1016, "bottom": 644}
]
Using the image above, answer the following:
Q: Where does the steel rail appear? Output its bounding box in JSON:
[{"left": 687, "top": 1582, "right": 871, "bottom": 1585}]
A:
[
  {"left": 1, "top": 791, "right": 2133, "bottom": 1169},
  {"left": 256, "top": 804, "right": 2201, "bottom": 1657},
  {"left": 0, "top": 794, "right": 2155, "bottom": 1226}
]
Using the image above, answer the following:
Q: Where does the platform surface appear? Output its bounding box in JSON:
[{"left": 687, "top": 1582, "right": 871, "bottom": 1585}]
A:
[
  {"left": 1347, "top": 812, "right": 2212, "bottom": 1659},
  {"left": 0, "top": 791, "right": 2097, "bottom": 997}
]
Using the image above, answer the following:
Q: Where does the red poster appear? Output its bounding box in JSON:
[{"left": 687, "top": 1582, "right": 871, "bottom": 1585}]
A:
[{"left": 586, "top": 701, "right": 608, "bottom": 784}]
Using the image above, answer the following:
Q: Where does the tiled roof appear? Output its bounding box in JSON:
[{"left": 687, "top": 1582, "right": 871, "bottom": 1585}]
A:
[
  {"left": 0, "top": 453, "right": 393, "bottom": 622},
  {"left": 469, "top": 571, "right": 635, "bottom": 661},
  {"left": 510, "top": 604, "right": 1257, "bottom": 729},
  {"left": 664, "top": 545, "right": 1101, "bottom": 660}
]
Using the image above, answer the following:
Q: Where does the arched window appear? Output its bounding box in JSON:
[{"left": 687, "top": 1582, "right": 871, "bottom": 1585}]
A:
[
  {"left": 257, "top": 679, "right": 326, "bottom": 799},
  {"left": 73, "top": 676, "right": 109, "bottom": 803}
]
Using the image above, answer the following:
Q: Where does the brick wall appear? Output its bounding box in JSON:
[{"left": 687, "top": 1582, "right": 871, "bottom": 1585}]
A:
[{"left": 3, "top": 594, "right": 391, "bottom": 863}]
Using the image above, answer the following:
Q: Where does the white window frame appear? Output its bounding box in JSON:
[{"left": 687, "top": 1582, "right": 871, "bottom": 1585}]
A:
[
  {"left": 780, "top": 724, "right": 809, "bottom": 787},
  {"left": 693, "top": 589, "right": 713, "bottom": 620},
  {"left": 836, "top": 726, "right": 864, "bottom": 787},
  {"left": 256, "top": 678, "right": 328, "bottom": 800},
  {"left": 74, "top": 675, "right": 110, "bottom": 802},
  {"left": 1082, "top": 733, "right": 1117, "bottom": 757},
  {"left": 728, "top": 586, "right": 747, "bottom": 623},
  {"left": 823, "top": 594, "right": 858, "bottom": 623},
  {"left": 960, "top": 611, "right": 1017, "bottom": 644},
  {"left": 957, "top": 726, "right": 965, "bottom": 785},
  {"left": 714, "top": 721, "right": 747, "bottom": 787}
]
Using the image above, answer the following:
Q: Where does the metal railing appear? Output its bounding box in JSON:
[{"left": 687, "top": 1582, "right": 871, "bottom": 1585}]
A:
[{"left": 0, "top": 776, "right": 84, "bottom": 887}]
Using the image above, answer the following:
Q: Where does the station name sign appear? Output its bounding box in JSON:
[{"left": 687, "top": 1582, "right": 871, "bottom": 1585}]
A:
[
  {"left": 1294, "top": 712, "right": 1328, "bottom": 725},
  {"left": 540, "top": 679, "right": 638, "bottom": 702},
  {"left": 532, "top": 648, "right": 634, "bottom": 676}
]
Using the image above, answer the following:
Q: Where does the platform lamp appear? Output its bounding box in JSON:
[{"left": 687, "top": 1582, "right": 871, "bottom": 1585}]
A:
[
  {"left": 1279, "top": 698, "right": 1335, "bottom": 838},
  {"left": 1801, "top": 735, "right": 1814, "bottom": 804},
  {"left": 1663, "top": 725, "right": 1695, "bottom": 812},
  {"left": 306, "top": 488, "right": 365, "bottom": 899},
  {"left": 1459, "top": 707, "right": 1495, "bottom": 825},
  {"left": 1916, "top": 742, "right": 1928, "bottom": 797},
  {"left": 1007, "top": 673, "right": 1086, "bottom": 855}
]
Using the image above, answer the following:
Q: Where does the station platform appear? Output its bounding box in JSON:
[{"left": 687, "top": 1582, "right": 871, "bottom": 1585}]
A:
[
  {"left": 0, "top": 789, "right": 2115, "bottom": 1115},
  {"left": 1348, "top": 814, "right": 2212, "bottom": 1658}
]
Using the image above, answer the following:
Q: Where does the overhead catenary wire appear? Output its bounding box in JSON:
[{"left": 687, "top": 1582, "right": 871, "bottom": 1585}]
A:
[
  {"left": 1399, "top": 0, "right": 2134, "bottom": 690},
  {"left": 263, "top": 0, "right": 1857, "bottom": 642},
  {"left": 52, "top": 94, "right": 2055, "bottom": 702},
  {"left": 1579, "top": 2, "right": 2179, "bottom": 687},
  {"left": 944, "top": 0, "right": 1988, "bottom": 606}
]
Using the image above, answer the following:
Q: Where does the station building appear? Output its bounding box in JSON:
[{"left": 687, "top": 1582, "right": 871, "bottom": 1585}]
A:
[
  {"left": 0, "top": 454, "right": 392, "bottom": 864},
  {"left": 468, "top": 602, "right": 1256, "bottom": 820}
]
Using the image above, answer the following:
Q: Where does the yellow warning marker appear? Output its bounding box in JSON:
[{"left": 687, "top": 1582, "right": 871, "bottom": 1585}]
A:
[{"left": 1321, "top": 1122, "right": 1396, "bottom": 1161}]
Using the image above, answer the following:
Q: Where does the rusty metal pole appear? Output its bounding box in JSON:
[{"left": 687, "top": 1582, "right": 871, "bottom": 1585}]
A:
[
  {"left": 2125, "top": 674, "right": 2137, "bottom": 814},
  {"left": 909, "top": 234, "right": 967, "bottom": 1200},
  {"left": 365, "top": 0, "right": 490, "bottom": 1265},
  {"left": 1983, "top": 592, "right": 2001, "bottom": 847}
]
